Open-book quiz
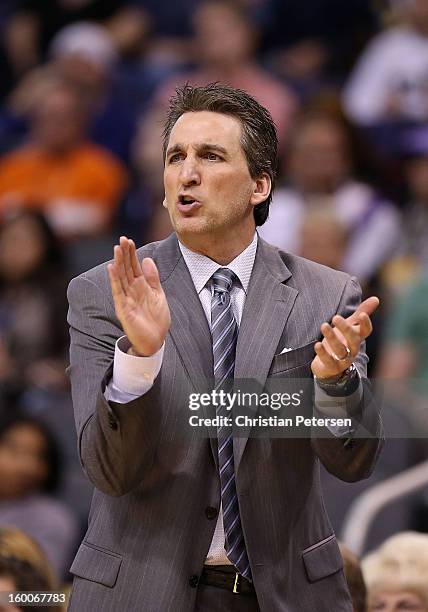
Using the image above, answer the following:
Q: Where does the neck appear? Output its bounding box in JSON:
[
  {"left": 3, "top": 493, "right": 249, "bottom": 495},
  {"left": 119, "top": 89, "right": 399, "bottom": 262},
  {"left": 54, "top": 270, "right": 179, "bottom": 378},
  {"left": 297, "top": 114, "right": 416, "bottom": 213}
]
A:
[{"left": 178, "top": 228, "right": 255, "bottom": 264}]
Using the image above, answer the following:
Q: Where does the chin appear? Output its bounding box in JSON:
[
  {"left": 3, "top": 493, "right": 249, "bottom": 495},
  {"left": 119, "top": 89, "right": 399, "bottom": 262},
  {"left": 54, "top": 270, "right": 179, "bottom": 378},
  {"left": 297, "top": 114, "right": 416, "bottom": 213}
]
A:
[{"left": 174, "top": 217, "right": 214, "bottom": 236}]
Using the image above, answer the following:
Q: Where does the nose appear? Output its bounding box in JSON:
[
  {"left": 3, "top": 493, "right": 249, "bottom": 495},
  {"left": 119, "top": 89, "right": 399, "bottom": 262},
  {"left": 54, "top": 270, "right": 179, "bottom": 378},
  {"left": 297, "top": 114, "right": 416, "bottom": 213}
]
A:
[{"left": 179, "top": 155, "right": 201, "bottom": 187}]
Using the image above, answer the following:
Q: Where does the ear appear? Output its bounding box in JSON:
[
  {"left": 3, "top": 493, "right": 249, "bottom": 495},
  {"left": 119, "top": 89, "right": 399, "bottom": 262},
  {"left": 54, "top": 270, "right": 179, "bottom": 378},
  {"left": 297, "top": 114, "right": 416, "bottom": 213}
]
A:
[{"left": 249, "top": 173, "right": 271, "bottom": 207}]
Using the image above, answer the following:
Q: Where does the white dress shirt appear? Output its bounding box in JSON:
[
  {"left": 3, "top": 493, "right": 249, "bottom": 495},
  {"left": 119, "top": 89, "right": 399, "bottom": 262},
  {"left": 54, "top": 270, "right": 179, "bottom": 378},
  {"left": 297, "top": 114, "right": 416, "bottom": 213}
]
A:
[{"left": 343, "top": 25, "right": 428, "bottom": 123}]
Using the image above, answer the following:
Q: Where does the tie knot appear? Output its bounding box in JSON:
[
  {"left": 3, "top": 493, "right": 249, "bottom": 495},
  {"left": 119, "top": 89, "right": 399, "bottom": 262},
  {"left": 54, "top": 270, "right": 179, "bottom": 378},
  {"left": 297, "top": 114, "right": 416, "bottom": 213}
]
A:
[{"left": 212, "top": 268, "right": 236, "bottom": 294}]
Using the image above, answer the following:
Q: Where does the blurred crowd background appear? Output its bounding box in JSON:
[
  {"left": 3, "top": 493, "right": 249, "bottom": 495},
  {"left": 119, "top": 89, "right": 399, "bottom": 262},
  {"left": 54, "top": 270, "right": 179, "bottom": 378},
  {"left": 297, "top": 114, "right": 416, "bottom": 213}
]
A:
[{"left": 0, "top": 0, "right": 428, "bottom": 609}]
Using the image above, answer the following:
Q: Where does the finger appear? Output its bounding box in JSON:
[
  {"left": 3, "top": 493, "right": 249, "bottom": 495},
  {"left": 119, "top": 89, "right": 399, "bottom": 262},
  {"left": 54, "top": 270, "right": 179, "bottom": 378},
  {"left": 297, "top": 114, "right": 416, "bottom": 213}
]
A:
[
  {"left": 129, "top": 239, "right": 142, "bottom": 277},
  {"left": 320, "top": 322, "right": 350, "bottom": 361},
  {"left": 357, "top": 311, "right": 372, "bottom": 339},
  {"left": 107, "top": 263, "right": 126, "bottom": 305},
  {"left": 314, "top": 341, "right": 339, "bottom": 372},
  {"left": 332, "top": 315, "right": 361, "bottom": 356},
  {"left": 324, "top": 324, "right": 346, "bottom": 346},
  {"left": 120, "top": 236, "right": 135, "bottom": 286},
  {"left": 142, "top": 258, "right": 161, "bottom": 290},
  {"left": 114, "top": 245, "right": 129, "bottom": 291},
  {"left": 347, "top": 296, "right": 380, "bottom": 324}
]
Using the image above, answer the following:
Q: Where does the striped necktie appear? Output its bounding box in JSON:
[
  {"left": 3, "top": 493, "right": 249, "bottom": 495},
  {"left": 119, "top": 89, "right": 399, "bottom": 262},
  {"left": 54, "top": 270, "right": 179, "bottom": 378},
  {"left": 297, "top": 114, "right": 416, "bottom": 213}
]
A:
[{"left": 211, "top": 268, "right": 251, "bottom": 581}]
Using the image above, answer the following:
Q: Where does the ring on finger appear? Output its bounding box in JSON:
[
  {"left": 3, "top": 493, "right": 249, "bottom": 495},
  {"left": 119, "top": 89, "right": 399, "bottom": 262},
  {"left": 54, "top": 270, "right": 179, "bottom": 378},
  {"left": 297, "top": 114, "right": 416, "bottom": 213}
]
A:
[{"left": 331, "top": 345, "right": 351, "bottom": 362}]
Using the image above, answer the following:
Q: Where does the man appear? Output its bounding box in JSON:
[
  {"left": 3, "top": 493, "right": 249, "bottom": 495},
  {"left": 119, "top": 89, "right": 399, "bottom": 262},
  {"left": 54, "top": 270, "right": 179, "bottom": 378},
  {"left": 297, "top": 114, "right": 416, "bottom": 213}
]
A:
[
  {"left": 67, "top": 83, "right": 383, "bottom": 611},
  {"left": 0, "top": 76, "right": 128, "bottom": 239}
]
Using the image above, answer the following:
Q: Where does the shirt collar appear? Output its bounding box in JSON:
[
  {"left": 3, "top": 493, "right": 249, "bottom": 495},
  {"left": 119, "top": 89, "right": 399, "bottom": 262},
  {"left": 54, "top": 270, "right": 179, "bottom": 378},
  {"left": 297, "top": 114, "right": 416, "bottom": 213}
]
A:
[{"left": 178, "top": 232, "right": 258, "bottom": 294}]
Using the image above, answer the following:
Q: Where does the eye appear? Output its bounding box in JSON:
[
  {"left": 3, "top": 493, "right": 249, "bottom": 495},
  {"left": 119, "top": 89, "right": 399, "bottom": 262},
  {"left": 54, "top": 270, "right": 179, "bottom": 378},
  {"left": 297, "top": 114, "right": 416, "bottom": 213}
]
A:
[
  {"left": 169, "top": 152, "right": 184, "bottom": 163},
  {"left": 204, "top": 151, "right": 221, "bottom": 161}
]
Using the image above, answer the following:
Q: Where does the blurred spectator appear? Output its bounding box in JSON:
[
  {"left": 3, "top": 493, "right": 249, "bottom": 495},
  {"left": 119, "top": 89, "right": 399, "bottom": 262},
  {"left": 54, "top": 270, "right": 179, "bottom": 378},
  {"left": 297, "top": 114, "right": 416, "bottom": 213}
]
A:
[
  {"left": 132, "top": 0, "right": 199, "bottom": 38},
  {"left": 0, "top": 211, "right": 68, "bottom": 400},
  {"left": 259, "top": 111, "right": 401, "bottom": 283},
  {"left": 49, "top": 21, "right": 119, "bottom": 83},
  {"left": 376, "top": 275, "right": 428, "bottom": 527},
  {"left": 258, "top": 0, "right": 379, "bottom": 99},
  {"left": 378, "top": 125, "right": 428, "bottom": 292},
  {"left": 4, "top": 17, "right": 153, "bottom": 163},
  {"left": 118, "top": 105, "right": 170, "bottom": 244},
  {"left": 0, "top": 413, "right": 78, "bottom": 579},
  {"left": 0, "top": 76, "right": 128, "bottom": 239},
  {"left": 0, "top": 528, "right": 58, "bottom": 588},
  {"left": 3, "top": 0, "right": 147, "bottom": 79},
  {"left": 396, "top": 127, "right": 428, "bottom": 269},
  {"left": 377, "top": 275, "right": 428, "bottom": 390},
  {"left": 47, "top": 21, "right": 145, "bottom": 161},
  {"left": 0, "top": 556, "right": 61, "bottom": 612},
  {"left": 344, "top": 0, "right": 428, "bottom": 125},
  {"left": 156, "top": 0, "right": 297, "bottom": 151},
  {"left": 339, "top": 543, "right": 367, "bottom": 612},
  {"left": 362, "top": 531, "right": 428, "bottom": 611},
  {"left": 299, "top": 208, "right": 349, "bottom": 270}
]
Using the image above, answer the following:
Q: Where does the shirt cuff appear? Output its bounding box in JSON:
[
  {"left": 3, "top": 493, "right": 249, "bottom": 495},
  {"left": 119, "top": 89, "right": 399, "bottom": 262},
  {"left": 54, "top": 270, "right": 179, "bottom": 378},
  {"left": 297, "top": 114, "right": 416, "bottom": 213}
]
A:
[
  {"left": 314, "top": 375, "right": 362, "bottom": 437},
  {"left": 106, "top": 336, "right": 164, "bottom": 401},
  {"left": 314, "top": 372, "right": 363, "bottom": 419}
]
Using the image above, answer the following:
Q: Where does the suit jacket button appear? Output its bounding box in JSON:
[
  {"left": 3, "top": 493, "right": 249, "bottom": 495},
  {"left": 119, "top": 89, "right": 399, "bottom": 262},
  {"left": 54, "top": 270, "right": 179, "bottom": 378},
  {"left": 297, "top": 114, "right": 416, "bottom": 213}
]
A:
[
  {"left": 189, "top": 575, "right": 199, "bottom": 588},
  {"left": 109, "top": 419, "right": 118, "bottom": 430},
  {"left": 205, "top": 506, "right": 218, "bottom": 520}
]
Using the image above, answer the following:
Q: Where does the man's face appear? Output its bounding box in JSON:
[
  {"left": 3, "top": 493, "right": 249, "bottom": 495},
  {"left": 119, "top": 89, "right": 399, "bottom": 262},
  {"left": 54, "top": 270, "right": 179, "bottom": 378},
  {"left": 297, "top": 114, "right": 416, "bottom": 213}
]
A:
[
  {"left": 369, "top": 589, "right": 426, "bottom": 611},
  {"left": 289, "top": 119, "right": 350, "bottom": 194},
  {"left": 193, "top": 2, "right": 254, "bottom": 66},
  {"left": 163, "top": 111, "right": 261, "bottom": 246},
  {"left": 32, "top": 88, "right": 86, "bottom": 154}
]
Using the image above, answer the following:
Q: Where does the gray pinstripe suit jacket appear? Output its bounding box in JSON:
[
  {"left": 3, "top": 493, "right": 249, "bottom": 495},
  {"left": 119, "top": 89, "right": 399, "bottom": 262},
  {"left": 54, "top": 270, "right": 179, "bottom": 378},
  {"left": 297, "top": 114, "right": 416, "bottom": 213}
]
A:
[{"left": 67, "top": 233, "right": 383, "bottom": 612}]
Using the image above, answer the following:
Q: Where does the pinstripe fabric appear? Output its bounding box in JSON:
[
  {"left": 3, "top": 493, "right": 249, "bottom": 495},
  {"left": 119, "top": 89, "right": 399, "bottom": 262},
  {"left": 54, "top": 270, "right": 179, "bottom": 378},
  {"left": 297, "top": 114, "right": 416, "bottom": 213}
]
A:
[
  {"left": 67, "top": 234, "right": 380, "bottom": 612},
  {"left": 211, "top": 269, "right": 251, "bottom": 581}
]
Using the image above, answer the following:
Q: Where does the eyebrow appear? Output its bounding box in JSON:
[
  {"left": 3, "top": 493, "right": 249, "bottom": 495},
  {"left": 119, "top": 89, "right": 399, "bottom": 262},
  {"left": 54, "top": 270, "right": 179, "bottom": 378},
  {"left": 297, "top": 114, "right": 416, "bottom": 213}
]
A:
[{"left": 166, "top": 143, "right": 229, "bottom": 158}]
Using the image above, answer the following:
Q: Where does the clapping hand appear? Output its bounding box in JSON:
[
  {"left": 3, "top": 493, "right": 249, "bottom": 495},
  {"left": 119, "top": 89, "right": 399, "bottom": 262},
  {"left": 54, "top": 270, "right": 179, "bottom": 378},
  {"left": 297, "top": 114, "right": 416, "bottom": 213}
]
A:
[
  {"left": 311, "top": 296, "right": 379, "bottom": 380},
  {"left": 107, "top": 237, "right": 171, "bottom": 356}
]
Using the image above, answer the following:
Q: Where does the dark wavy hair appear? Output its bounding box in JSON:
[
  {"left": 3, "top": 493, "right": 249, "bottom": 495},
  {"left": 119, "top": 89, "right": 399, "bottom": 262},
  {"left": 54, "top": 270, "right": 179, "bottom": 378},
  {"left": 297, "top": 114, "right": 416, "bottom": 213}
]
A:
[
  {"left": 0, "top": 210, "right": 64, "bottom": 286},
  {"left": 0, "top": 412, "right": 62, "bottom": 493},
  {"left": 162, "top": 82, "right": 278, "bottom": 226},
  {"left": 0, "top": 555, "right": 58, "bottom": 611}
]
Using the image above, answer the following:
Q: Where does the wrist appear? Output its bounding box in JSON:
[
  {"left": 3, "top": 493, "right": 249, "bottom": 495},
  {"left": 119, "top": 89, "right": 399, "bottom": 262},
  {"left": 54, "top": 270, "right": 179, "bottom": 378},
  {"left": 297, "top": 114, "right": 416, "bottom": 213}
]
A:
[
  {"left": 128, "top": 345, "right": 157, "bottom": 358},
  {"left": 315, "top": 363, "right": 359, "bottom": 396},
  {"left": 128, "top": 346, "right": 143, "bottom": 357},
  {"left": 127, "top": 340, "right": 165, "bottom": 358}
]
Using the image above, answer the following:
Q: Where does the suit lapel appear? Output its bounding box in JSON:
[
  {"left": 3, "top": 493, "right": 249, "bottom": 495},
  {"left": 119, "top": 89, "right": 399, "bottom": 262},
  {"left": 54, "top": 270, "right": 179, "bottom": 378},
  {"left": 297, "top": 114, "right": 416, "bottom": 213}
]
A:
[
  {"left": 234, "top": 238, "right": 299, "bottom": 470},
  {"left": 151, "top": 234, "right": 213, "bottom": 385},
  {"left": 150, "top": 235, "right": 218, "bottom": 466}
]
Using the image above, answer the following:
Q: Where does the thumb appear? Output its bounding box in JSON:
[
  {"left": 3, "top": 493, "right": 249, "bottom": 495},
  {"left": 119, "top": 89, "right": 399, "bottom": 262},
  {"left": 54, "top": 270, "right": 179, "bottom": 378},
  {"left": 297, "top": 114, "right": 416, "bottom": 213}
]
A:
[
  {"left": 142, "top": 258, "right": 161, "bottom": 290},
  {"left": 348, "top": 296, "right": 380, "bottom": 324}
]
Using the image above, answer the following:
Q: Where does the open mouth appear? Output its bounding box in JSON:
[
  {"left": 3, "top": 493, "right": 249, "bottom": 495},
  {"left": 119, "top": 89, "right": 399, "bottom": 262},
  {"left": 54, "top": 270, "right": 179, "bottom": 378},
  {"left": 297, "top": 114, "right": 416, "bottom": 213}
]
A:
[
  {"left": 177, "top": 195, "right": 201, "bottom": 214},
  {"left": 179, "top": 195, "right": 197, "bottom": 205}
]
